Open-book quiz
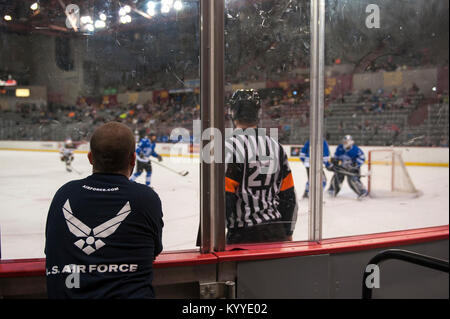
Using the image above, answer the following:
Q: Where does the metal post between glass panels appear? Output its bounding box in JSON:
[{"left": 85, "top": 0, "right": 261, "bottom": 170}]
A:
[
  {"left": 200, "top": 0, "right": 226, "bottom": 253},
  {"left": 308, "top": 0, "right": 325, "bottom": 242},
  {"left": 200, "top": 0, "right": 213, "bottom": 253},
  {"left": 212, "top": 0, "right": 226, "bottom": 253}
]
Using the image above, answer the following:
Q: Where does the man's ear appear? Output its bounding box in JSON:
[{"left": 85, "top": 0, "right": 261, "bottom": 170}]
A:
[
  {"left": 128, "top": 152, "right": 136, "bottom": 178},
  {"left": 88, "top": 151, "right": 94, "bottom": 165}
]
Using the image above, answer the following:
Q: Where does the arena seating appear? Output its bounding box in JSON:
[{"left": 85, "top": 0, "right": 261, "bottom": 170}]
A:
[{"left": 0, "top": 91, "right": 448, "bottom": 147}]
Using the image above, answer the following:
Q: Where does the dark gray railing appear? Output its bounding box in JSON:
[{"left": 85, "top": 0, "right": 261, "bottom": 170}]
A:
[{"left": 362, "top": 249, "right": 449, "bottom": 299}]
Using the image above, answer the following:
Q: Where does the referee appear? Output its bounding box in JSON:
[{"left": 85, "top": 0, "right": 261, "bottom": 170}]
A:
[{"left": 225, "top": 90, "right": 298, "bottom": 245}]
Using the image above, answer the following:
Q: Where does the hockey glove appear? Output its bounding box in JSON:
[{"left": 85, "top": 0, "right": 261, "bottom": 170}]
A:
[
  {"left": 349, "top": 163, "right": 359, "bottom": 174},
  {"left": 346, "top": 163, "right": 360, "bottom": 174},
  {"left": 157, "top": 155, "right": 163, "bottom": 162},
  {"left": 331, "top": 157, "right": 340, "bottom": 166}
]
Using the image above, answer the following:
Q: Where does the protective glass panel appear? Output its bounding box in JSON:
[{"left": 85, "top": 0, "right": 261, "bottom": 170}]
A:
[
  {"left": 0, "top": 1, "right": 200, "bottom": 259},
  {"left": 322, "top": 0, "right": 449, "bottom": 238},
  {"left": 224, "top": 0, "right": 310, "bottom": 246}
]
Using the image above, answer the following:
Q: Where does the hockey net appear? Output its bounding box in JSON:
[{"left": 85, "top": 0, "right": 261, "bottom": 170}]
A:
[{"left": 368, "top": 149, "right": 420, "bottom": 198}]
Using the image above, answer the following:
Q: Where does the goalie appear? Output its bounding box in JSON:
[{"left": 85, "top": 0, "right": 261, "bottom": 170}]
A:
[{"left": 327, "top": 135, "right": 368, "bottom": 199}]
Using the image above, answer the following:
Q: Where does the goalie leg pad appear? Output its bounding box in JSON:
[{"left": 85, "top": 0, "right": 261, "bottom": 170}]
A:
[
  {"left": 347, "top": 175, "right": 367, "bottom": 197},
  {"left": 329, "top": 173, "right": 344, "bottom": 196}
]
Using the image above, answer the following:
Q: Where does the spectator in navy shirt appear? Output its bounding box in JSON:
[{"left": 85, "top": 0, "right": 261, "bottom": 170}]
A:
[{"left": 45, "top": 121, "right": 164, "bottom": 299}]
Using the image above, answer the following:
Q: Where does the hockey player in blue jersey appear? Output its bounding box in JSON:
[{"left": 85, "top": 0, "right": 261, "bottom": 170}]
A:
[
  {"left": 327, "top": 135, "right": 368, "bottom": 199},
  {"left": 300, "top": 139, "right": 331, "bottom": 199},
  {"left": 130, "top": 133, "right": 163, "bottom": 186}
]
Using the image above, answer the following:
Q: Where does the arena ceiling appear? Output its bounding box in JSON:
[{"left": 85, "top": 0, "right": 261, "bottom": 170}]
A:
[
  {"left": 0, "top": 0, "right": 291, "bottom": 36},
  {"left": 0, "top": 0, "right": 201, "bottom": 36}
]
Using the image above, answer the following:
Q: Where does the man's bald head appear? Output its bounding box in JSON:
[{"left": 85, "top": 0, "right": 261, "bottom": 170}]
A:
[{"left": 89, "top": 122, "right": 136, "bottom": 174}]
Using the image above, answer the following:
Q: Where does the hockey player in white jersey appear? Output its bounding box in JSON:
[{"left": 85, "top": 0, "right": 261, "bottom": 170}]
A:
[{"left": 60, "top": 138, "right": 75, "bottom": 172}]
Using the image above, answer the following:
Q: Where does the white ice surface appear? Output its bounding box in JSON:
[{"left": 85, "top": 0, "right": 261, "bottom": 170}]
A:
[{"left": 0, "top": 150, "right": 448, "bottom": 259}]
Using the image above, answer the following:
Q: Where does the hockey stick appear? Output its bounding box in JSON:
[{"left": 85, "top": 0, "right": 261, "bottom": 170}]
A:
[
  {"left": 70, "top": 165, "right": 83, "bottom": 175},
  {"left": 332, "top": 167, "right": 371, "bottom": 178},
  {"left": 150, "top": 159, "right": 189, "bottom": 177}
]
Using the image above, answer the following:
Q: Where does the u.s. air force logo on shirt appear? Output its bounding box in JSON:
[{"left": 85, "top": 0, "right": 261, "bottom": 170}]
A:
[{"left": 62, "top": 199, "right": 131, "bottom": 255}]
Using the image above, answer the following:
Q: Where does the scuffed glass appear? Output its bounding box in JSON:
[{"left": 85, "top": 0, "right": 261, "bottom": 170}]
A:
[
  {"left": 322, "top": 0, "right": 449, "bottom": 238},
  {"left": 0, "top": 1, "right": 200, "bottom": 259},
  {"left": 224, "top": 0, "right": 311, "bottom": 246}
]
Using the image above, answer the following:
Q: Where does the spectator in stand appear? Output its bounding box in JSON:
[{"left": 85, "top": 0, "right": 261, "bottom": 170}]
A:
[
  {"left": 439, "top": 138, "right": 449, "bottom": 147},
  {"left": 391, "top": 124, "right": 401, "bottom": 145},
  {"left": 410, "top": 83, "right": 420, "bottom": 94}
]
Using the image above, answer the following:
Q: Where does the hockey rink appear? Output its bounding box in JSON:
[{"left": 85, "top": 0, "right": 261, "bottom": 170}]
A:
[{"left": 0, "top": 149, "right": 448, "bottom": 260}]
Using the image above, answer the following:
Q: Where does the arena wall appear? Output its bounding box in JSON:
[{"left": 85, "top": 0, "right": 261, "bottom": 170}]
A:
[
  {"left": 0, "top": 141, "right": 448, "bottom": 167},
  {"left": 30, "top": 36, "right": 85, "bottom": 106},
  {"left": 0, "top": 86, "right": 47, "bottom": 111},
  {"left": 351, "top": 68, "right": 438, "bottom": 95}
]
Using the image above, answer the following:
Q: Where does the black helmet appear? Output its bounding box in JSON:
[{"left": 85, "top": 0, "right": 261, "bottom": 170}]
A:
[
  {"left": 229, "top": 89, "right": 261, "bottom": 124},
  {"left": 139, "top": 129, "right": 147, "bottom": 139}
]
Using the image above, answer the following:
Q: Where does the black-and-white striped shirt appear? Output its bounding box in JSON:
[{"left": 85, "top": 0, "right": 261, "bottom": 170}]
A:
[{"left": 225, "top": 129, "right": 298, "bottom": 234}]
